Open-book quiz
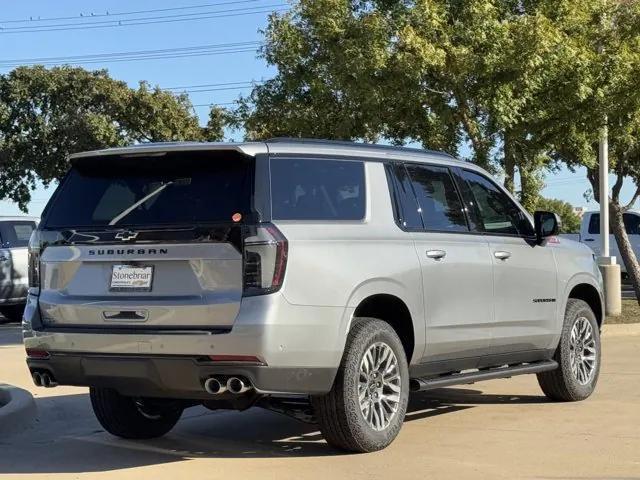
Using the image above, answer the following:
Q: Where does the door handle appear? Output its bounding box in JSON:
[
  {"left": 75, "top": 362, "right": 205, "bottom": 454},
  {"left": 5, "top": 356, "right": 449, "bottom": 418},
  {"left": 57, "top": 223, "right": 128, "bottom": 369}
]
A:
[
  {"left": 583, "top": 238, "right": 595, "bottom": 242},
  {"left": 494, "top": 251, "right": 511, "bottom": 260},
  {"left": 426, "top": 249, "right": 447, "bottom": 260}
]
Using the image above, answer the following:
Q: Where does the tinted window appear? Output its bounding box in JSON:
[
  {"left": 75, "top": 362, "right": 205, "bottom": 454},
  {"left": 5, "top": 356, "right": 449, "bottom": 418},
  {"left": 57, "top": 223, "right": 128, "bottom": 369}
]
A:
[
  {"left": 588, "top": 213, "right": 640, "bottom": 235},
  {"left": 0, "top": 221, "right": 36, "bottom": 248},
  {"left": 44, "top": 152, "right": 254, "bottom": 228},
  {"left": 270, "top": 158, "right": 365, "bottom": 220},
  {"left": 386, "top": 164, "right": 423, "bottom": 229},
  {"left": 461, "top": 170, "right": 534, "bottom": 236},
  {"left": 405, "top": 164, "right": 468, "bottom": 232},
  {"left": 588, "top": 214, "right": 600, "bottom": 234}
]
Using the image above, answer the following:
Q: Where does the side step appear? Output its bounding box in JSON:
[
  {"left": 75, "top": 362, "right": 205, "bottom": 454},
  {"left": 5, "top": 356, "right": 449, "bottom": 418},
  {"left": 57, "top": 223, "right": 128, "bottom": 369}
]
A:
[{"left": 410, "top": 360, "right": 558, "bottom": 392}]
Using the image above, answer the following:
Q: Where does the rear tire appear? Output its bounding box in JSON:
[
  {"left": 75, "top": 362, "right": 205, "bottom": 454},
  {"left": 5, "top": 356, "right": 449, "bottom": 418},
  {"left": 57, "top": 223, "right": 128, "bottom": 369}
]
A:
[
  {"left": 0, "top": 305, "right": 25, "bottom": 323},
  {"left": 90, "top": 387, "right": 183, "bottom": 439},
  {"left": 312, "top": 318, "right": 409, "bottom": 453},
  {"left": 537, "top": 299, "right": 601, "bottom": 402}
]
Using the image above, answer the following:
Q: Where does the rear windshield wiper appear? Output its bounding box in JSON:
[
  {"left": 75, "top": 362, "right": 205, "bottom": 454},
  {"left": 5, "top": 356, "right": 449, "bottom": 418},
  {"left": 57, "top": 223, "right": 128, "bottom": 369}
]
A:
[{"left": 108, "top": 178, "right": 191, "bottom": 226}]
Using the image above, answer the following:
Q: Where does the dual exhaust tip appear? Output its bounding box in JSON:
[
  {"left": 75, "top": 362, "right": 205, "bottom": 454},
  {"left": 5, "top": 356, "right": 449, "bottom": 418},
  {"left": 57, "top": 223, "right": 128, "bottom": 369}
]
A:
[
  {"left": 204, "top": 376, "right": 252, "bottom": 395},
  {"left": 32, "top": 371, "right": 57, "bottom": 388}
]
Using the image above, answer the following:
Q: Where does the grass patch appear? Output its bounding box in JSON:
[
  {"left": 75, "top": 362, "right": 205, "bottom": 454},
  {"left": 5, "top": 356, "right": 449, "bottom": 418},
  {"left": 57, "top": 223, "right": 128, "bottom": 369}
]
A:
[{"left": 606, "top": 299, "right": 640, "bottom": 324}]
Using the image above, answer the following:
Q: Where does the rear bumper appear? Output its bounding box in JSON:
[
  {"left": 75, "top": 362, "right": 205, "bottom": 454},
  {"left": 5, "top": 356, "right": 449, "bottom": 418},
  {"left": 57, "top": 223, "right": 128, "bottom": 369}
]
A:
[
  {"left": 22, "top": 292, "right": 351, "bottom": 395},
  {"left": 26, "top": 354, "right": 335, "bottom": 398}
]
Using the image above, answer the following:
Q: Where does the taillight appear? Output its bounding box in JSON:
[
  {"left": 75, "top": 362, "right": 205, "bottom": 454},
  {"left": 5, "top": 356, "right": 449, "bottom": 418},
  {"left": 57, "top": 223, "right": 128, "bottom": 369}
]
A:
[
  {"left": 25, "top": 348, "right": 50, "bottom": 359},
  {"left": 242, "top": 223, "right": 288, "bottom": 296},
  {"left": 28, "top": 230, "right": 41, "bottom": 290}
]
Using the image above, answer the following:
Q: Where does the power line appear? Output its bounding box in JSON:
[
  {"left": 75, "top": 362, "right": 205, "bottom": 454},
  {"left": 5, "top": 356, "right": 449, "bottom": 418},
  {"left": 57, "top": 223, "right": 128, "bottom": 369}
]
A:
[
  {"left": 0, "top": 5, "right": 288, "bottom": 34},
  {"left": 184, "top": 85, "right": 256, "bottom": 93},
  {"left": 0, "top": 49, "right": 258, "bottom": 67},
  {"left": 0, "top": 41, "right": 261, "bottom": 63},
  {"left": 0, "top": 0, "right": 265, "bottom": 24},
  {"left": 166, "top": 79, "right": 265, "bottom": 90},
  {"left": 0, "top": 42, "right": 262, "bottom": 68},
  {"left": 192, "top": 102, "right": 238, "bottom": 106}
]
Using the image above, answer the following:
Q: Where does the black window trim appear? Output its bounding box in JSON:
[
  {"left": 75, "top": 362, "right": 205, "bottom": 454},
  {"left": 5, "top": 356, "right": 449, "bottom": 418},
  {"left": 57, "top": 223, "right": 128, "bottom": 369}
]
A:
[
  {"left": 455, "top": 167, "right": 536, "bottom": 240},
  {"left": 267, "top": 154, "right": 368, "bottom": 223}
]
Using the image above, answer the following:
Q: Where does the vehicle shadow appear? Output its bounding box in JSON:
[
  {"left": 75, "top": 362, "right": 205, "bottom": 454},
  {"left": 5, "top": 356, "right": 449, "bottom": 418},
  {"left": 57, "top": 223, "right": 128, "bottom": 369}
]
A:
[{"left": 0, "top": 387, "right": 550, "bottom": 474}]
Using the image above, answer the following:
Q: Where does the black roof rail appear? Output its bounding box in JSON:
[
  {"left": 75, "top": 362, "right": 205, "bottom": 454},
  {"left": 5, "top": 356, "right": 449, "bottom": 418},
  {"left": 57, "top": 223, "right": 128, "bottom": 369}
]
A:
[{"left": 265, "top": 137, "right": 456, "bottom": 159}]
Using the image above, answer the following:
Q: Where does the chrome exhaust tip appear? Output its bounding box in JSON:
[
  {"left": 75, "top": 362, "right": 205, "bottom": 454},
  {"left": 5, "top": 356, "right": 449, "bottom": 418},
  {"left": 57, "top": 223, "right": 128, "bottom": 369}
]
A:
[
  {"left": 204, "top": 377, "right": 227, "bottom": 395},
  {"left": 32, "top": 372, "right": 42, "bottom": 387},
  {"left": 227, "top": 377, "right": 252, "bottom": 394},
  {"left": 40, "top": 372, "right": 58, "bottom": 388}
]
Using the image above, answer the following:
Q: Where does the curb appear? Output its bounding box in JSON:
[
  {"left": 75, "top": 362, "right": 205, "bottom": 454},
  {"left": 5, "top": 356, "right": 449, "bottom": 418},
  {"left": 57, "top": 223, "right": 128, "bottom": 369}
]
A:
[
  {"left": 602, "top": 323, "right": 640, "bottom": 337},
  {"left": 0, "top": 383, "right": 36, "bottom": 435}
]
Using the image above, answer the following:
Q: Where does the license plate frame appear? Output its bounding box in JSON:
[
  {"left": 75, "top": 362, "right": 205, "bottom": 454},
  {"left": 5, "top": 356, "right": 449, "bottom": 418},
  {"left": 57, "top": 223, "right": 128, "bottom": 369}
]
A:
[{"left": 109, "top": 264, "right": 154, "bottom": 292}]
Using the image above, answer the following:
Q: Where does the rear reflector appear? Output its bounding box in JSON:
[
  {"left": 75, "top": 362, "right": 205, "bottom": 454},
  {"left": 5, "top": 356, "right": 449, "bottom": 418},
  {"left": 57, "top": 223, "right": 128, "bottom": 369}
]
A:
[
  {"left": 26, "top": 348, "right": 50, "bottom": 359},
  {"left": 208, "top": 354, "right": 265, "bottom": 365}
]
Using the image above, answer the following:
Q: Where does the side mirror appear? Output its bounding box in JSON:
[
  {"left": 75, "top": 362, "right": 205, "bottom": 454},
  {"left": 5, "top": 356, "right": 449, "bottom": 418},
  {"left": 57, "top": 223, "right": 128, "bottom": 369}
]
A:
[{"left": 534, "top": 210, "right": 561, "bottom": 244}]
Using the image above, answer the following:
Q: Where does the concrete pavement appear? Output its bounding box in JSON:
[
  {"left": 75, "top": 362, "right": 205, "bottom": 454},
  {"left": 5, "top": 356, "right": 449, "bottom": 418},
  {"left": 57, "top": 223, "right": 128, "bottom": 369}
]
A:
[{"left": 1, "top": 323, "right": 639, "bottom": 479}]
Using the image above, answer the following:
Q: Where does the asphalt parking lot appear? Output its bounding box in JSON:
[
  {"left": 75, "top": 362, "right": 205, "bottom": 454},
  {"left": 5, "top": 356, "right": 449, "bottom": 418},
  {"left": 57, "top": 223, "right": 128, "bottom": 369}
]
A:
[{"left": 1, "top": 323, "right": 639, "bottom": 480}]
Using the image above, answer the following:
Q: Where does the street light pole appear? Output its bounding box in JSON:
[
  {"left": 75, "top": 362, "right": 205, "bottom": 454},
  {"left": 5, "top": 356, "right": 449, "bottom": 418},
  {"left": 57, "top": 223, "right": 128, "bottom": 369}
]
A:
[
  {"left": 598, "top": 116, "right": 621, "bottom": 316},
  {"left": 599, "top": 120, "right": 610, "bottom": 259}
]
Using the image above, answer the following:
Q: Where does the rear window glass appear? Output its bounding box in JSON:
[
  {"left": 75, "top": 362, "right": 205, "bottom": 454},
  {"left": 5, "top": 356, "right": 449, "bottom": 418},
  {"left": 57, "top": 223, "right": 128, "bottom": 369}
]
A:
[
  {"left": 270, "top": 158, "right": 365, "bottom": 220},
  {"left": 588, "top": 213, "right": 640, "bottom": 235},
  {"left": 43, "top": 151, "right": 254, "bottom": 228},
  {"left": 0, "top": 221, "right": 36, "bottom": 248}
]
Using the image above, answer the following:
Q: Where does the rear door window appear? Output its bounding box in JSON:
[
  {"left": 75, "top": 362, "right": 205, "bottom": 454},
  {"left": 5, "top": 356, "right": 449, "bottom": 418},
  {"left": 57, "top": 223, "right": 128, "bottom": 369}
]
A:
[
  {"left": 0, "top": 221, "right": 36, "bottom": 248},
  {"left": 43, "top": 151, "right": 254, "bottom": 228},
  {"left": 405, "top": 164, "right": 469, "bottom": 232},
  {"left": 270, "top": 157, "right": 365, "bottom": 220}
]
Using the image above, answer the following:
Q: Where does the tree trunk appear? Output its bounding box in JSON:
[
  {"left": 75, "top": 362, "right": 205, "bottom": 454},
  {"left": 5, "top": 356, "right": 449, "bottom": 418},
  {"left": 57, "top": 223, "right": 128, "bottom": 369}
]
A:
[
  {"left": 503, "top": 130, "right": 516, "bottom": 193},
  {"left": 518, "top": 160, "right": 540, "bottom": 212},
  {"left": 610, "top": 202, "right": 640, "bottom": 304}
]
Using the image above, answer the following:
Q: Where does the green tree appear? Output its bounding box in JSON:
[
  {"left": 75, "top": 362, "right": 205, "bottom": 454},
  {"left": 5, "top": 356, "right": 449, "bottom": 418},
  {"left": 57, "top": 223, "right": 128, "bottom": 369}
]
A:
[
  {"left": 534, "top": 197, "right": 582, "bottom": 234},
  {"left": 238, "top": 0, "right": 566, "bottom": 196},
  {"left": 0, "top": 65, "right": 225, "bottom": 210},
  {"left": 526, "top": 0, "right": 640, "bottom": 301}
]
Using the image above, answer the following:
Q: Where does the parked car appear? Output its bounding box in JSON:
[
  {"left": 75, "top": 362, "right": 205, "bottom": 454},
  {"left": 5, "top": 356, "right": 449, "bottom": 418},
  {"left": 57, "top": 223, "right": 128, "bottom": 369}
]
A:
[
  {"left": 0, "top": 216, "right": 39, "bottom": 322},
  {"left": 23, "top": 140, "right": 603, "bottom": 452},
  {"left": 575, "top": 210, "right": 640, "bottom": 273}
]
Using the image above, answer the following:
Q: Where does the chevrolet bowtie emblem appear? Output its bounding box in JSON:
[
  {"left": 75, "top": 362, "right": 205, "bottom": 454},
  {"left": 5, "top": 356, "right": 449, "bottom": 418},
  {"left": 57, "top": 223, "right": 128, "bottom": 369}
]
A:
[{"left": 114, "top": 230, "right": 139, "bottom": 241}]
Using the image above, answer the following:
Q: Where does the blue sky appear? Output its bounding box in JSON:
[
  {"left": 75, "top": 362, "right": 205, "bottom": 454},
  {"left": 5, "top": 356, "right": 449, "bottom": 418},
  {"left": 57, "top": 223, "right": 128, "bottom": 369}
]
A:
[{"left": 0, "top": 0, "right": 636, "bottom": 216}]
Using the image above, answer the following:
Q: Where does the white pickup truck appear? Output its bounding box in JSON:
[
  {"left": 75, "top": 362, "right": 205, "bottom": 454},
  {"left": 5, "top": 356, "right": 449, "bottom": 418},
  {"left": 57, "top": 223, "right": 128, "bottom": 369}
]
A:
[{"left": 567, "top": 210, "right": 640, "bottom": 273}]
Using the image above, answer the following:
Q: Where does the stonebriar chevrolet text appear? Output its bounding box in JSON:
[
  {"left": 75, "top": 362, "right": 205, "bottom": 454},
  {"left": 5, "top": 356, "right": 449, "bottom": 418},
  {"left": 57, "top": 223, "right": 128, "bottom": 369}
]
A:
[{"left": 23, "top": 139, "right": 604, "bottom": 452}]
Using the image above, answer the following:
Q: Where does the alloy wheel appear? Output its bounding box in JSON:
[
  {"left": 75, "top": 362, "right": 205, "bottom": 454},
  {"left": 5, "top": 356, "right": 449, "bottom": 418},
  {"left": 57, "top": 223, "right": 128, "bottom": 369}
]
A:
[
  {"left": 358, "top": 342, "right": 402, "bottom": 431},
  {"left": 569, "top": 317, "right": 597, "bottom": 385}
]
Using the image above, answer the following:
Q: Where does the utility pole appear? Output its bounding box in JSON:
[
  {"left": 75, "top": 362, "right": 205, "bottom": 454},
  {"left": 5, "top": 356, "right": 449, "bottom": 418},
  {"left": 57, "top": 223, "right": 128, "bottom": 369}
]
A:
[{"left": 598, "top": 117, "right": 621, "bottom": 316}]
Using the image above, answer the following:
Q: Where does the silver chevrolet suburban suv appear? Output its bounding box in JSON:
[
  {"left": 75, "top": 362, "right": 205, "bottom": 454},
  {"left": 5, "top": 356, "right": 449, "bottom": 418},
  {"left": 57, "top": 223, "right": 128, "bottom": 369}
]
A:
[{"left": 23, "top": 139, "right": 604, "bottom": 452}]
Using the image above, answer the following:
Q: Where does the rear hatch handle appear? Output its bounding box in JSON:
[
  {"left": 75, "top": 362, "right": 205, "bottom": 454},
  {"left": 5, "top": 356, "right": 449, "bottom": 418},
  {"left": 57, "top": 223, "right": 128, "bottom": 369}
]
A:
[{"left": 102, "top": 310, "right": 149, "bottom": 321}]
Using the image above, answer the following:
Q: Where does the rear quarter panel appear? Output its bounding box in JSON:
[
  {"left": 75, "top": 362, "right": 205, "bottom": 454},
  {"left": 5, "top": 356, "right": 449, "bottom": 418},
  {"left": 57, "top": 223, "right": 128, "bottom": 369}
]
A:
[{"left": 273, "top": 162, "right": 425, "bottom": 364}]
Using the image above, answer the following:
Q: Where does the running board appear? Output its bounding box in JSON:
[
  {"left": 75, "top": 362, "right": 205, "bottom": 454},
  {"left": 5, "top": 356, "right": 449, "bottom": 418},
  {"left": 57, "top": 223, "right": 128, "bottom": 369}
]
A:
[{"left": 410, "top": 360, "right": 558, "bottom": 392}]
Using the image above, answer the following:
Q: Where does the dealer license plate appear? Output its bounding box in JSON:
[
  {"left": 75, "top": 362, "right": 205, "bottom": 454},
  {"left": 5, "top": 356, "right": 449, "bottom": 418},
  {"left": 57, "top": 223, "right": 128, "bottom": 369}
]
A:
[{"left": 110, "top": 265, "right": 154, "bottom": 292}]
